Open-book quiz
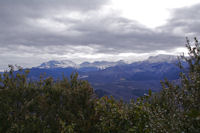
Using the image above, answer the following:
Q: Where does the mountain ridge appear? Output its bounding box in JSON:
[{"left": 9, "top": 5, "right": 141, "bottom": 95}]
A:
[
  {"left": 27, "top": 54, "right": 182, "bottom": 101},
  {"left": 36, "top": 54, "right": 178, "bottom": 69}
]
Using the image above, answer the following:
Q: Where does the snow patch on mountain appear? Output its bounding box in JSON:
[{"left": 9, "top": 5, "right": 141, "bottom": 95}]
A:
[
  {"left": 80, "top": 60, "right": 126, "bottom": 69},
  {"left": 37, "top": 59, "right": 127, "bottom": 69},
  {"left": 147, "top": 54, "right": 178, "bottom": 63},
  {"left": 38, "top": 60, "right": 77, "bottom": 68}
]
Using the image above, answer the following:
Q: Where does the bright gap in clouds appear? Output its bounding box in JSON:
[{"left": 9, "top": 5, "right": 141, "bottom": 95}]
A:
[{"left": 110, "top": 0, "right": 200, "bottom": 28}]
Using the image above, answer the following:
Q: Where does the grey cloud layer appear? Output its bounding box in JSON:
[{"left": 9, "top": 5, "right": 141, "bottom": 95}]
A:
[
  {"left": 160, "top": 4, "right": 200, "bottom": 36},
  {"left": 0, "top": 0, "right": 107, "bottom": 12},
  {"left": 0, "top": 0, "right": 200, "bottom": 70}
]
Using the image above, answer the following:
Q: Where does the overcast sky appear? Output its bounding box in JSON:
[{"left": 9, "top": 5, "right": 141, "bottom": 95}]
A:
[{"left": 0, "top": 0, "right": 200, "bottom": 70}]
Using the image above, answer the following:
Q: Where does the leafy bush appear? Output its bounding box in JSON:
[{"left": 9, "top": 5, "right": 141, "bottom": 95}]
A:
[{"left": 0, "top": 67, "right": 97, "bottom": 132}]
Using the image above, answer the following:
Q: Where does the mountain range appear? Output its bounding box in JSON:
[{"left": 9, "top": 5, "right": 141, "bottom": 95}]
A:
[
  {"left": 25, "top": 54, "right": 182, "bottom": 101},
  {"left": 36, "top": 54, "right": 177, "bottom": 69}
]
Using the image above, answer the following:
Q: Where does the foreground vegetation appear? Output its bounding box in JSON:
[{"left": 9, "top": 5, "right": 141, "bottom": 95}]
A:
[{"left": 0, "top": 38, "right": 200, "bottom": 133}]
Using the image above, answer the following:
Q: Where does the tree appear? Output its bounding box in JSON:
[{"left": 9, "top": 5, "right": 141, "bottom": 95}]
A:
[{"left": 146, "top": 37, "right": 200, "bottom": 133}]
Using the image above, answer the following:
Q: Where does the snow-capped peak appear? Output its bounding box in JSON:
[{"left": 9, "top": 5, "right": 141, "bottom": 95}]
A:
[
  {"left": 38, "top": 60, "right": 77, "bottom": 68},
  {"left": 147, "top": 54, "right": 178, "bottom": 63}
]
